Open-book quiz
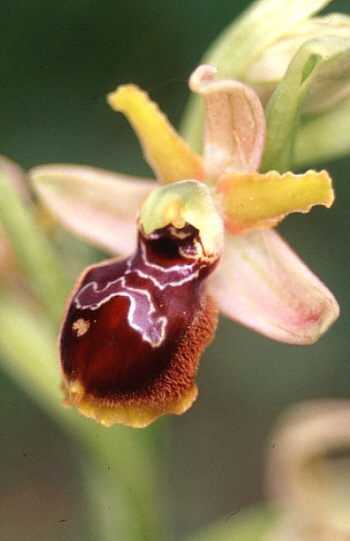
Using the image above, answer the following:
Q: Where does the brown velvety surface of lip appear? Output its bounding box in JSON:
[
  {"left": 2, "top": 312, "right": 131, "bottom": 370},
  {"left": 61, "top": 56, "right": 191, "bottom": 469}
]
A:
[{"left": 59, "top": 224, "right": 219, "bottom": 426}]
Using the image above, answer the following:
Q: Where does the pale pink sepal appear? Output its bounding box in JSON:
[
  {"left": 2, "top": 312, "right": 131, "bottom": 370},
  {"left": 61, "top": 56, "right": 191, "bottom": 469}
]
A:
[
  {"left": 189, "top": 65, "right": 266, "bottom": 180},
  {"left": 209, "top": 229, "right": 339, "bottom": 344},
  {"left": 30, "top": 164, "right": 156, "bottom": 255}
]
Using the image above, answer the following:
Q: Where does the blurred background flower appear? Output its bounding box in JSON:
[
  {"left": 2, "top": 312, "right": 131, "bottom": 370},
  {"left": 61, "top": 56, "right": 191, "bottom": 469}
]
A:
[
  {"left": 1, "top": 1, "right": 350, "bottom": 540},
  {"left": 264, "top": 400, "right": 350, "bottom": 541}
]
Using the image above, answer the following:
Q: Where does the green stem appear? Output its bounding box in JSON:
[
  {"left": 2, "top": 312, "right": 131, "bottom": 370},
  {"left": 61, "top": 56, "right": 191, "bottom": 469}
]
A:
[
  {"left": 0, "top": 165, "right": 165, "bottom": 540},
  {"left": 0, "top": 166, "right": 70, "bottom": 327},
  {"left": 0, "top": 292, "right": 164, "bottom": 541}
]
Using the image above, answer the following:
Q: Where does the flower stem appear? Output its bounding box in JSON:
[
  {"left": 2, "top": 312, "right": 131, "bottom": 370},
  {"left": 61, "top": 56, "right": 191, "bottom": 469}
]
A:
[
  {"left": 0, "top": 292, "right": 165, "bottom": 541},
  {"left": 0, "top": 166, "right": 70, "bottom": 327}
]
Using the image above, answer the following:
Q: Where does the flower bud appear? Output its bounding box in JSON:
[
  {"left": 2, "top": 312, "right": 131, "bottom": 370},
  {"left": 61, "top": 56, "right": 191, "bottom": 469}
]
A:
[
  {"left": 182, "top": 0, "right": 350, "bottom": 167},
  {"left": 243, "top": 14, "right": 350, "bottom": 112}
]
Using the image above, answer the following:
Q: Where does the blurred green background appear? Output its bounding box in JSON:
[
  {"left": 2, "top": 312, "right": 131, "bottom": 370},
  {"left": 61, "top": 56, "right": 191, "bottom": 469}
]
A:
[{"left": 1, "top": 1, "right": 350, "bottom": 540}]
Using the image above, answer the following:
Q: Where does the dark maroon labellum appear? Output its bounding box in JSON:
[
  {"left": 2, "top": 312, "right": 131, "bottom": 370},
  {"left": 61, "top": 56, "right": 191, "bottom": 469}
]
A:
[{"left": 60, "top": 223, "right": 219, "bottom": 427}]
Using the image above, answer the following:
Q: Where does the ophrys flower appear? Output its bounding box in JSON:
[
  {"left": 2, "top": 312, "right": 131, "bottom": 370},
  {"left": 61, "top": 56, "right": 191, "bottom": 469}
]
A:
[{"left": 31, "top": 65, "right": 338, "bottom": 427}]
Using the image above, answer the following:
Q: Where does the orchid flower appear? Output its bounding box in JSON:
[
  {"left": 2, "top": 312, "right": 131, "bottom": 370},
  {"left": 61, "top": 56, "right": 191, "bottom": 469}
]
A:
[{"left": 30, "top": 65, "right": 338, "bottom": 428}]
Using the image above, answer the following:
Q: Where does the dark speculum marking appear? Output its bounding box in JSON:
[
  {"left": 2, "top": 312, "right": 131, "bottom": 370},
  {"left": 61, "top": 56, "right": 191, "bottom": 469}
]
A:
[{"left": 60, "top": 223, "right": 220, "bottom": 425}]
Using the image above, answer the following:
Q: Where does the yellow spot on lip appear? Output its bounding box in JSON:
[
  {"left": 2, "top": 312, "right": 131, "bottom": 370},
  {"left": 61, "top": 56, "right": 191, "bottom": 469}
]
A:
[{"left": 72, "top": 318, "right": 90, "bottom": 337}]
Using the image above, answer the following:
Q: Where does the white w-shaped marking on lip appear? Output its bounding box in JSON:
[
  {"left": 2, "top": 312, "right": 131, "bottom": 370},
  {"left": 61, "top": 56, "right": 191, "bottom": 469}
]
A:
[
  {"left": 74, "top": 241, "right": 204, "bottom": 347},
  {"left": 74, "top": 276, "right": 167, "bottom": 347}
]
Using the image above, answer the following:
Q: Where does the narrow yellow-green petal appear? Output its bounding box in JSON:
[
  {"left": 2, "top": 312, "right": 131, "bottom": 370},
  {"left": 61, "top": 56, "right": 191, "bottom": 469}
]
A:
[
  {"left": 108, "top": 85, "right": 204, "bottom": 184},
  {"left": 217, "top": 169, "right": 334, "bottom": 234}
]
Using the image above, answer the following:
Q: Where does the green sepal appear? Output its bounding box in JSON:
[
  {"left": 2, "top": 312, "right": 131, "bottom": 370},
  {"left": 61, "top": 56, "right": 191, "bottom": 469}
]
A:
[{"left": 295, "top": 94, "right": 350, "bottom": 167}]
